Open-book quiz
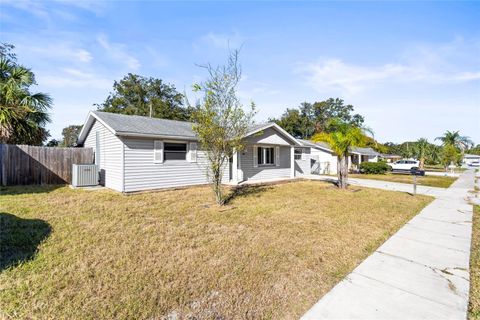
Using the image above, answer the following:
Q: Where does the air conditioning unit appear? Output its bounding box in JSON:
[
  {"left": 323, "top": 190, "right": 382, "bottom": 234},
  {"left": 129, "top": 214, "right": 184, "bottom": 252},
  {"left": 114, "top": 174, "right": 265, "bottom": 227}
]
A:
[{"left": 72, "top": 164, "right": 99, "bottom": 187}]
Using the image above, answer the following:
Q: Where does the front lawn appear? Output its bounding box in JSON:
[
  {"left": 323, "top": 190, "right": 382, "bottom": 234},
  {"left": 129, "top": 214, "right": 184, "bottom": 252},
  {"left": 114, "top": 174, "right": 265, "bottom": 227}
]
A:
[
  {"left": 350, "top": 173, "right": 457, "bottom": 188},
  {"left": 424, "top": 164, "right": 467, "bottom": 173},
  {"left": 0, "top": 181, "right": 431, "bottom": 319},
  {"left": 470, "top": 205, "right": 480, "bottom": 319}
]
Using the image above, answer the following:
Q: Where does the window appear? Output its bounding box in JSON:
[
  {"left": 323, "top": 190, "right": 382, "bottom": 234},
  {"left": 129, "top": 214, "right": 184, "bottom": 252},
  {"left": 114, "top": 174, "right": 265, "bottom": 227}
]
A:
[
  {"left": 258, "top": 147, "right": 275, "bottom": 165},
  {"left": 294, "top": 149, "right": 302, "bottom": 160},
  {"left": 164, "top": 142, "right": 187, "bottom": 160}
]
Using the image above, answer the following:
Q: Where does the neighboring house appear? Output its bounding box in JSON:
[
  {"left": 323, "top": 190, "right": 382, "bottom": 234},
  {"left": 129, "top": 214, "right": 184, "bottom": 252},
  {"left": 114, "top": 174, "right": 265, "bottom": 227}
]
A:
[
  {"left": 463, "top": 153, "right": 480, "bottom": 166},
  {"left": 298, "top": 139, "right": 338, "bottom": 175},
  {"left": 349, "top": 147, "right": 379, "bottom": 171},
  {"left": 77, "top": 111, "right": 304, "bottom": 192}
]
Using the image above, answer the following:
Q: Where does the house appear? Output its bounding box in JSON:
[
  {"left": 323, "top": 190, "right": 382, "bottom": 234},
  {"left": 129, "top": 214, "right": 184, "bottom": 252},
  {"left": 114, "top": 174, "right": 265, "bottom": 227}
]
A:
[
  {"left": 76, "top": 111, "right": 307, "bottom": 192},
  {"left": 298, "top": 139, "right": 338, "bottom": 175},
  {"left": 349, "top": 146, "right": 379, "bottom": 171},
  {"left": 463, "top": 153, "right": 480, "bottom": 166},
  {"left": 297, "top": 141, "right": 383, "bottom": 174}
]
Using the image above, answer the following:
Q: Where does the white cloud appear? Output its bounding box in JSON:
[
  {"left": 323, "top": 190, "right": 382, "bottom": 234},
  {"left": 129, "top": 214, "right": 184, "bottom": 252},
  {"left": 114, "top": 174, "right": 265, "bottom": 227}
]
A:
[
  {"left": 1, "top": 0, "right": 105, "bottom": 21},
  {"left": 196, "top": 31, "right": 244, "bottom": 50},
  {"left": 23, "top": 44, "right": 93, "bottom": 63},
  {"left": 39, "top": 68, "right": 112, "bottom": 89},
  {"left": 300, "top": 39, "right": 480, "bottom": 95},
  {"left": 97, "top": 34, "right": 140, "bottom": 70}
]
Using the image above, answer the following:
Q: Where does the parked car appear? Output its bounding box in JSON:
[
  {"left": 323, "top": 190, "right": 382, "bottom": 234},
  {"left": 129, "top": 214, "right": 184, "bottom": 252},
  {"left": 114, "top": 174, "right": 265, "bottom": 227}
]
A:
[
  {"left": 468, "top": 161, "right": 480, "bottom": 167},
  {"left": 387, "top": 159, "right": 420, "bottom": 171}
]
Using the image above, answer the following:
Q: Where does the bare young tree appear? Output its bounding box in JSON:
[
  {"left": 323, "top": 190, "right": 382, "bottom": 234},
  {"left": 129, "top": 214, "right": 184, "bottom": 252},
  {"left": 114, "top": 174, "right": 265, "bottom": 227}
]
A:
[{"left": 191, "top": 50, "right": 256, "bottom": 205}]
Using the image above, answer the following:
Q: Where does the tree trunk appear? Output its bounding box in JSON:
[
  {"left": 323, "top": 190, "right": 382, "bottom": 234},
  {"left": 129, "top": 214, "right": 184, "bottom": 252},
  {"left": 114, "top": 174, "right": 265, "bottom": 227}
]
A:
[
  {"left": 337, "top": 155, "right": 349, "bottom": 189},
  {"left": 419, "top": 158, "right": 425, "bottom": 169},
  {"left": 211, "top": 164, "right": 224, "bottom": 205}
]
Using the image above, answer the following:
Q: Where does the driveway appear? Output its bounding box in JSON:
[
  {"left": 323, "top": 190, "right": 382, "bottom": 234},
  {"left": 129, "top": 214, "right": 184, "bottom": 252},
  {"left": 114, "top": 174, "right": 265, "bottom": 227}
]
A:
[{"left": 302, "top": 170, "right": 475, "bottom": 319}]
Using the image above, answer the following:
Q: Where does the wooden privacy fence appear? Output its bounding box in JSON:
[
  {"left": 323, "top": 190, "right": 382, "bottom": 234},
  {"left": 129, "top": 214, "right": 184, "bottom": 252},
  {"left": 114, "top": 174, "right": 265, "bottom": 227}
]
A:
[{"left": 0, "top": 144, "right": 94, "bottom": 186}]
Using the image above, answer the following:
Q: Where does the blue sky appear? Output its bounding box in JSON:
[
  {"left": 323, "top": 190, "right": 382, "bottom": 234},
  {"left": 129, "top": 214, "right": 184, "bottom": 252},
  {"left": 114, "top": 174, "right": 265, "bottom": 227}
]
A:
[{"left": 1, "top": 1, "right": 479, "bottom": 143}]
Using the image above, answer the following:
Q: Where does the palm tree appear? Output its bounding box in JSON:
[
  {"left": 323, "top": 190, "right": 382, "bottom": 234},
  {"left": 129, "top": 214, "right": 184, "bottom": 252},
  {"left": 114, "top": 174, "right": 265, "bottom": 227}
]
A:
[
  {"left": 414, "top": 138, "right": 430, "bottom": 169},
  {"left": 312, "top": 118, "right": 370, "bottom": 189},
  {"left": 427, "top": 144, "right": 442, "bottom": 165},
  {"left": 0, "top": 56, "right": 51, "bottom": 145},
  {"left": 435, "top": 130, "right": 473, "bottom": 151}
]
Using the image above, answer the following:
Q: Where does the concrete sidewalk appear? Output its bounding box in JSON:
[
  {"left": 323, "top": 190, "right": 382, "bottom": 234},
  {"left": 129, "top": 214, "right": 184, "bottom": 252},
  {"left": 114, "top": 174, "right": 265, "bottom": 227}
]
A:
[{"left": 301, "top": 170, "right": 475, "bottom": 320}]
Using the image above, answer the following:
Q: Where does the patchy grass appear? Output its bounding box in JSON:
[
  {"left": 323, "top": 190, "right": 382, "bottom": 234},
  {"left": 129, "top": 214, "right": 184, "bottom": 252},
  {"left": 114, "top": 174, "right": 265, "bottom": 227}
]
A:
[
  {"left": 350, "top": 173, "right": 457, "bottom": 188},
  {"left": 470, "top": 205, "right": 480, "bottom": 320},
  {"left": 0, "top": 181, "right": 431, "bottom": 319},
  {"left": 424, "top": 164, "right": 467, "bottom": 173}
]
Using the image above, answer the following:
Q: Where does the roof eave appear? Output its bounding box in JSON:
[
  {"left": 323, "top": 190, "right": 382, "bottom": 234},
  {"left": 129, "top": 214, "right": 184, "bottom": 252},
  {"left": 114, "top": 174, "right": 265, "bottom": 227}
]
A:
[{"left": 116, "top": 131, "right": 198, "bottom": 141}]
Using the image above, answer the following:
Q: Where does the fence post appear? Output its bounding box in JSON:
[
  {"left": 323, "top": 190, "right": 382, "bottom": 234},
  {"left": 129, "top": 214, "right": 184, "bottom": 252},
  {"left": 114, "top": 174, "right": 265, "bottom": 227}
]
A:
[{"left": 1, "top": 144, "right": 6, "bottom": 186}]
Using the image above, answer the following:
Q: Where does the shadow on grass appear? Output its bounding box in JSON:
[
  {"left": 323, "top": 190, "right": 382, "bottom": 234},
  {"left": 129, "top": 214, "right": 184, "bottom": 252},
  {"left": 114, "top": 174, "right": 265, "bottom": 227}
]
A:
[
  {"left": 0, "top": 185, "right": 64, "bottom": 196},
  {"left": 223, "top": 184, "right": 273, "bottom": 205},
  {"left": 0, "top": 212, "right": 51, "bottom": 271}
]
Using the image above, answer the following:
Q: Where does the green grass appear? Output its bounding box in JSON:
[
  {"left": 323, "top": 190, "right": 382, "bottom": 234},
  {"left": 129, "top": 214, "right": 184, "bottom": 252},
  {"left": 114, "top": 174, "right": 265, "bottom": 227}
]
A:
[
  {"left": 350, "top": 173, "right": 457, "bottom": 188},
  {"left": 0, "top": 181, "right": 432, "bottom": 319},
  {"left": 470, "top": 205, "right": 480, "bottom": 319}
]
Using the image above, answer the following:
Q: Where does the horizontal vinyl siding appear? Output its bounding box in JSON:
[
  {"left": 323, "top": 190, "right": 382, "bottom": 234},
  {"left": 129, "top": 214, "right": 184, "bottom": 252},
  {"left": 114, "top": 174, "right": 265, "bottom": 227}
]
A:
[
  {"left": 245, "top": 127, "right": 291, "bottom": 146},
  {"left": 311, "top": 148, "right": 337, "bottom": 174},
  {"left": 83, "top": 120, "right": 124, "bottom": 191},
  {"left": 240, "top": 145, "right": 291, "bottom": 181},
  {"left": 294, "top": 147, "right": 311, "bottom": 175},
  {"left": 123, "top": 137, "right": 228, "bottom": 192}
]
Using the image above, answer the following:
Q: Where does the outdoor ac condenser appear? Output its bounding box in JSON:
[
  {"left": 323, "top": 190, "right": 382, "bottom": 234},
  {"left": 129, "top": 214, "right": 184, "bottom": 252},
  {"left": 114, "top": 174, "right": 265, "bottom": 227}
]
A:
[{"left": 72, "top": 164, "right": 99, "bottom": 187}]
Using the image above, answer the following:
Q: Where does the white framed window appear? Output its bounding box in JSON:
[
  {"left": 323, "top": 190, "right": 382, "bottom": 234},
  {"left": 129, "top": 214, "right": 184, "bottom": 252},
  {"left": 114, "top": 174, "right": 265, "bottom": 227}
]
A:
[
  {"left": 154, "top": 140, "right": 197, "bottom": 163},
  {"left": 258, "top": 146, "right": 275, "bottom": 166},
  {"left": 294, "top": 148, "right": 302, "bottom": 160}
]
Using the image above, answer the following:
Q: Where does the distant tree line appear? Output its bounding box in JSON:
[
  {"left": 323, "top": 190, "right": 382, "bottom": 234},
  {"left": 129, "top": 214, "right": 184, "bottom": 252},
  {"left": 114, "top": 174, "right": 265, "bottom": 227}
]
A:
[
  {"left": 269, "top": 98, "right": 365, "bottom": 139},
  {"left": 384, "top": 130, "right": 474, "bottom": 169}
]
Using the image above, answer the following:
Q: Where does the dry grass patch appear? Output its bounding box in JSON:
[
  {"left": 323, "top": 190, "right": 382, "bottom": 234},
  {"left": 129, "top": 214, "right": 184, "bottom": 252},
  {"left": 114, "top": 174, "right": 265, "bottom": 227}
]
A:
[
  {"left": 350, "top": 173, "right": 457, "bottom": 188},
  {"left": 470, "top": 205, "right": 480, "bottom": 319},
  {"left": 0, "top": 181, "right": 431, "bottom": 319}
]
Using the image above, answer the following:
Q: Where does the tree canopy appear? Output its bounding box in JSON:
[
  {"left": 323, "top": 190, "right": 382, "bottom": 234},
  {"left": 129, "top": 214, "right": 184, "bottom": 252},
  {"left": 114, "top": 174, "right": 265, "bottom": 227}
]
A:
[
  {"left": 435, "top": 130, "right": 473, "bottom": 151},
  {"left": 61, "top": 124, "right": 82, "bottom": 147},
  {"left": 270, "top": 98, "right": 365, "bottom": 139},
  {"left": 96, "top": 73, "right": 192, "bottom": 121},
  {"left": 0, "top": 43, "right": 52, "bottom": 145},
  {"left": 467, "top": 144, "right": 480, "bottom": 155}
]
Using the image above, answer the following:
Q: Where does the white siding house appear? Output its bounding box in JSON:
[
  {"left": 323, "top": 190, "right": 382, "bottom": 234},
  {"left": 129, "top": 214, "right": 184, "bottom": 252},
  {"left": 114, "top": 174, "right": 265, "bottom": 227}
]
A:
[
  {"left": 77, "top": 111, "right": 302, "bottom": 192},
  {"left": 83, "top": 119, "right": 124, "bottom": 191},
  {"left": 298, "top": 139, "right": 338, "bottom": 175}
]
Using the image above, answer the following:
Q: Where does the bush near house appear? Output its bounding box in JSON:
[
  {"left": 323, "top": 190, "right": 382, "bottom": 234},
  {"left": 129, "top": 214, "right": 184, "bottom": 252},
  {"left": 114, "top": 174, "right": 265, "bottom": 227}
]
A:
[{"left": 359, "top": 161, "right": 390, "bottom": 174}]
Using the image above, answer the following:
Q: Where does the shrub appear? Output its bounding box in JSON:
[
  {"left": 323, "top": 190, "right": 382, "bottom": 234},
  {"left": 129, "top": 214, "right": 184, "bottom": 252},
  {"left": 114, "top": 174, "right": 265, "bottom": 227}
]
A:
[{"left": 359, "top": 161, "right": 390, "bottom": 174}]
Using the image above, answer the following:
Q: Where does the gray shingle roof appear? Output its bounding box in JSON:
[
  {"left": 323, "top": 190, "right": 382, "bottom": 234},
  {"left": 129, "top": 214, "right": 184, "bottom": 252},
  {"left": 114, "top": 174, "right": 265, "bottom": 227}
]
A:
[
  {"left": 247, "top": 122, "right": 275, "bottom": 133},
  {"left": 350, "top": 146, "right": 379, "bottom": 156},
  {"left": 93, "top": 111, "right": 197, "bottom": 138},
  {"left": 90, "top": 111, "right": 276, "bottom": 140},
  {"left": 298, "top": 139, "right": 333, "bottom": 150}
]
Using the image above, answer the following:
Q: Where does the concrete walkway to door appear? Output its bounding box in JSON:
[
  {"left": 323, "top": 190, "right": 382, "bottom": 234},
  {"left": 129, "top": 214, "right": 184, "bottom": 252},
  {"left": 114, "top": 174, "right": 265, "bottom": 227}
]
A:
[{"left": 301, "top": 170, "right": 475, "bottom": 320}]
